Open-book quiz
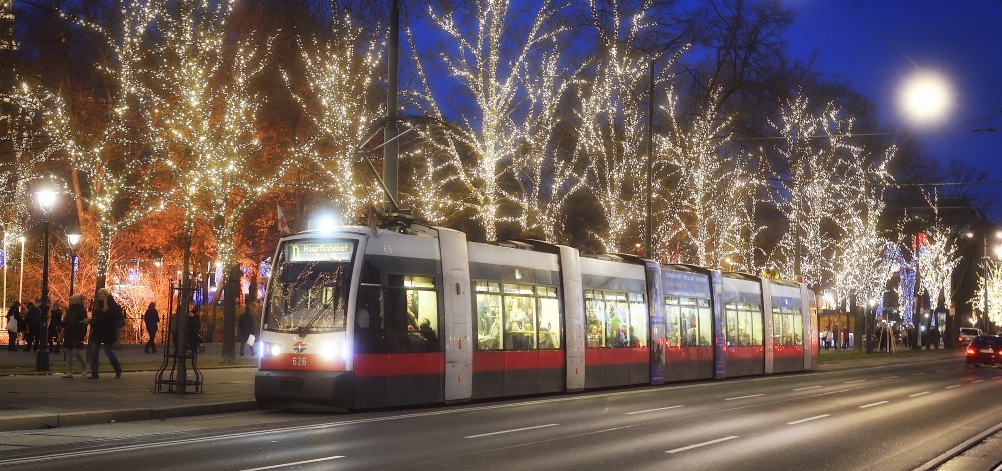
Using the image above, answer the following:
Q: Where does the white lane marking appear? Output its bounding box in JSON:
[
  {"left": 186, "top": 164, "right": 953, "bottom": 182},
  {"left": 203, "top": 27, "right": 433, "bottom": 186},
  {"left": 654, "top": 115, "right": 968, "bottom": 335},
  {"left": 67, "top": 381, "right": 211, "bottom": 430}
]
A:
[
  {"left": 794, "top": 385, "right": 821, "bottom": 391},
  {"left": 465, "top": 423, "right": 559, "bottom": 439},
  {"left": 626, "top": 405, "right": 683, "bottom": 415},
  {"left": 241, "top": 456, "right": 345, "bottom": 471},
  {"left": 912, "top": 372, "right": 927, "bottom": 376},
  {"left": 666, "top": 436, "right": 739, "bottom": 454},
  {"left": 935, "top": 369, "right": 946, "bottom": 372},
  {"left": 787, "top": 414, "right": 830, "bottom": 425},
  {"left": 973, "top": 380, "right": 984, "bottom": 384},
  {"left": 724, "top": 394, "right": 765, "bottom": 401},
  {"left": 860, "top": 401, "right": 889, "bottom": 409},
  {"left": 843, "top": 380, "right": 866, "bottom": 384},
  {"left": 882, "top": 375, "right": 900, "bottom": 379},
  {"left": 909, "top": 391, "right": 930, "bottom": 397},
  {"left": 945, "top": 384, "right": 961, "bottom": 389}
]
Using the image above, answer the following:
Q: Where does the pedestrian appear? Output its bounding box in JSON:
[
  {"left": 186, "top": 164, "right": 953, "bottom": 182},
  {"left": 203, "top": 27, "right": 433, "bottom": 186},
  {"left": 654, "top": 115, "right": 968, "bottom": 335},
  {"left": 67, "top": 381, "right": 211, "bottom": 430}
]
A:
[
  {"left": 144, "top": 302, "right": 159, "bottom": 354},
  {"left": 841, "top": 326, "right": 849, "bottom": 349},
  {"left": 49, "top": 301, "right": 64, "bottom": 354},
  {"left": 87, "top": 288, "right": 124, "bottom": 379},
  {"left": 238, "top": 305, "right": 256, "bottom": 357},
  {"left": 5, "top": 301, "right": 19, "bottom": 351},
  {"left": 23, "top": 301, "right": 41, "bottom": 352},
  {"left": 60, "top": 294, "right": 89, "bottom": 378},
  {"left": 822, "top": 326, "right": 831, "bottom": 350}
]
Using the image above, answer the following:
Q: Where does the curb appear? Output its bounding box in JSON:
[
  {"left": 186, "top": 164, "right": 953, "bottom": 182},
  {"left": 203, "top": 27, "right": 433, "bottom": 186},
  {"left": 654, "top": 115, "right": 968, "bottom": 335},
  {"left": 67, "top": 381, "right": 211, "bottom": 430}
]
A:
[{"left": 0, "top": 400, "right": 258, "bottom": 432}]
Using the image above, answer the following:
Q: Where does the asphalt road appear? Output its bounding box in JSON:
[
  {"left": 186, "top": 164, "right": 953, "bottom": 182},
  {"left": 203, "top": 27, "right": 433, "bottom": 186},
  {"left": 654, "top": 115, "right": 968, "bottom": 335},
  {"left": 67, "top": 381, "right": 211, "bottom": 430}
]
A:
[{"left": 2, "top": 354, "right": 1001, "bottom": 471}]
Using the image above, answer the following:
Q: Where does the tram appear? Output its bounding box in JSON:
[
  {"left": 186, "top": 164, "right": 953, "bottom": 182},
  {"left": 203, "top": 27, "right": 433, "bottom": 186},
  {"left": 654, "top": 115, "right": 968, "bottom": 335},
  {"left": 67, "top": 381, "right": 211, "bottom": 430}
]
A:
[{"left": 254, "top": 223, "right": 819, "bottom": 410}]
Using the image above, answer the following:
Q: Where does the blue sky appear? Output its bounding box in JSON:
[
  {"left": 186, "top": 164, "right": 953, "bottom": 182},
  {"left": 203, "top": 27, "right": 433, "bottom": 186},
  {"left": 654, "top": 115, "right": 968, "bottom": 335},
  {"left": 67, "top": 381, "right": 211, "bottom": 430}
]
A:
[{"left": 780, "top": 0, "right": 1002, "bottom": 217}]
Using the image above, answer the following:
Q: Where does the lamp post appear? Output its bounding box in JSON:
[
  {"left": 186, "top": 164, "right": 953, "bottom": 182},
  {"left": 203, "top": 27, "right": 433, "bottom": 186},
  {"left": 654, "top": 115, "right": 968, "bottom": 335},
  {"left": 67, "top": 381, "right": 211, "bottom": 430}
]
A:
[
  {"left": 34, "top": 188, "right": 57, "bottom": 372},
  {"left": 18, "top": 235, "right": 24, "bottom": 303},
  {"left": 66, "top": 225, "right": 81, "bottom": 298}
]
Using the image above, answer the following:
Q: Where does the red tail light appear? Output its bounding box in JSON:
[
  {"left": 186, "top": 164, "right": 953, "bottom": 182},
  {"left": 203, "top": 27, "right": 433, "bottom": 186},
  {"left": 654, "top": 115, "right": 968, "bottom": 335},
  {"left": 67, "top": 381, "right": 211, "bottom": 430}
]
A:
[{"left": 966, "top": 348, "right": 976, "bottom": 355}]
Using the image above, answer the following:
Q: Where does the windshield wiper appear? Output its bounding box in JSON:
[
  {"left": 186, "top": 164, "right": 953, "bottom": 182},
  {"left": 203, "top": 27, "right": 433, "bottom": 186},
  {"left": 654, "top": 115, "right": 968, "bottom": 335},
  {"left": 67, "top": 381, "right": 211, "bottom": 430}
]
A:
[{"left": 296, "top": 298, "right": 339, "bottom": 338}]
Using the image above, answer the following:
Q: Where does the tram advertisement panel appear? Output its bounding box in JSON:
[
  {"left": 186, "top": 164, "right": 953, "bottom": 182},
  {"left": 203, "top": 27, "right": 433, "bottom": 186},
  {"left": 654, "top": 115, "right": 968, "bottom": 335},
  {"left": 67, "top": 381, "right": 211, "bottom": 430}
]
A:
[{"left": 661, "top": 269, "right": 711, "bottom": 299}]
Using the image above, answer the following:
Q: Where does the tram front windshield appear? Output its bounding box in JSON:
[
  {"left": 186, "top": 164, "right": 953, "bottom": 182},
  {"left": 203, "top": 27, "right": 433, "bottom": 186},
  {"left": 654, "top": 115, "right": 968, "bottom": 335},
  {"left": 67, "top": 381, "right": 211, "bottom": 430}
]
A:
[{"left": 264, "top": 238, "right": 357, "bottom": 335}]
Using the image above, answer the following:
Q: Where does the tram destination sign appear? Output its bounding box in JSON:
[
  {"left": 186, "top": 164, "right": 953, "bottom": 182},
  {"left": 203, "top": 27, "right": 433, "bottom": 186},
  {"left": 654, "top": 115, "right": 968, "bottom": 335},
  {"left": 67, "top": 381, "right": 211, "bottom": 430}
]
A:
[{"left": 286, "top": 240, "right": 355, "bottom": 262}]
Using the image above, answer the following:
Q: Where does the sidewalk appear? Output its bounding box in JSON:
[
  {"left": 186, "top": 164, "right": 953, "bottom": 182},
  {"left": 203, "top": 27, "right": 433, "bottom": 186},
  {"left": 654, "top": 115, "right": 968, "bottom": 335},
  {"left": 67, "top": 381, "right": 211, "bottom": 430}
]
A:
[{"left": 0, "top": 344, "right": 258, "bottom": 432}]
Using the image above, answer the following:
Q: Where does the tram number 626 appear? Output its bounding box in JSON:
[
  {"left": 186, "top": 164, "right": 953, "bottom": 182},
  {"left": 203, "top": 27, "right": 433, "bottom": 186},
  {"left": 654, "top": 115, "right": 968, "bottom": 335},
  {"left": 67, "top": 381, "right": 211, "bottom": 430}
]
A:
[{"left": 292, "top": 356, "right": 307, "bottom": 367}]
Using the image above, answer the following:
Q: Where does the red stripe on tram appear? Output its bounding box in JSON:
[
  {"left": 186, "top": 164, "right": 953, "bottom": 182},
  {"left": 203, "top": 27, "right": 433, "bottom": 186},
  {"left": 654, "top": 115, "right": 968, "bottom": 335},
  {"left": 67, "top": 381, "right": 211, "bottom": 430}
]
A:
[{"left": 353, "top": 353, "right": 445, "bottom": 377}]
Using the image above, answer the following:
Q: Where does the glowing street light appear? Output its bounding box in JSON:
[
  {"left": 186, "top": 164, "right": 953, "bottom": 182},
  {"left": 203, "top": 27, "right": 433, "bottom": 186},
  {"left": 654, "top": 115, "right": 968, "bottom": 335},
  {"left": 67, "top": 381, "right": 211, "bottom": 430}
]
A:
[
  {"left": 33, "top": 187, "right": 58, "bottom": 371},
  {"left": 899, "top": 72, "right": 951, "bottom": 125}
]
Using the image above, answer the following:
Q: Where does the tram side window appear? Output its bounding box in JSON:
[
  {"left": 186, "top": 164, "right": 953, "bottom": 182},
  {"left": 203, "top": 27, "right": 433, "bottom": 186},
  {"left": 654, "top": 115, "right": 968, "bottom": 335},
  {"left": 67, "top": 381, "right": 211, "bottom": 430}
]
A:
[
  {"left": 627, "top": 293, "right": 646, "bottom": 347},
  {"left": 749, "top": 305, "right": 763, "bottom": 346},
  {"left": 725, "top": 303, "right": 763, "bottom": 347},
  {"left": 585, "top": 291, "right": 606, "bottom": 348},
  {"left": 772, "top": 307, "right": 802, "bottom": 346},
  {"left": 680, "top": 298, "right": 699, "bottom": 347},
  {"left": 605, "top": 292, "right": 630, "bottom": 348},
  {"left": 664, "top": 297, "right": 681, "bottom": 348},
  {"left": 536, "top": 286, "right": 561, "bottom": 349},
  {"left": 475, "top": 281, "right": 502, "bottom": 350},
  {"left": 504, "top": 284, "right": 536, "bottom": 350},
  {"left": 697, "top": 298, "right": 713, "bottom": 347},
  {"left": 793, "top": 314, "right": 803, "bottom": 344},
  {"left": 384, "top": 275, "right": 440, "bottom": 353}
]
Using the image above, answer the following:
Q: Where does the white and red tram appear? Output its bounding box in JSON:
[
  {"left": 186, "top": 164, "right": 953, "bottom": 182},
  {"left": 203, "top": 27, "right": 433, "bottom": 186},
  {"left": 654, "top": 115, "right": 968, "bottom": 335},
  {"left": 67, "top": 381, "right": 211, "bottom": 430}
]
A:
[{"left": 254, "top": 224, "right": 818, "bottom": 410}]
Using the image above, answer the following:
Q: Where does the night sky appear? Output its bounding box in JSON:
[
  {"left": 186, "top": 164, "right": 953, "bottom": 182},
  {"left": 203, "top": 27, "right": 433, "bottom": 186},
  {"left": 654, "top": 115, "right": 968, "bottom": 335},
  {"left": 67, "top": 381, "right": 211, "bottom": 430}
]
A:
[{"left": 781, "top": 0, "right": 1002, "bottom": 217}]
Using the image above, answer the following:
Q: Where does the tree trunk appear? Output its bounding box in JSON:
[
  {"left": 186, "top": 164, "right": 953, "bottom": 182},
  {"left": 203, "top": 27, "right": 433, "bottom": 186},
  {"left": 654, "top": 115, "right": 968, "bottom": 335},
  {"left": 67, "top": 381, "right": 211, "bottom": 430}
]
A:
[{"left": 221, "top": 264, "right": 239, "bottom": 362}]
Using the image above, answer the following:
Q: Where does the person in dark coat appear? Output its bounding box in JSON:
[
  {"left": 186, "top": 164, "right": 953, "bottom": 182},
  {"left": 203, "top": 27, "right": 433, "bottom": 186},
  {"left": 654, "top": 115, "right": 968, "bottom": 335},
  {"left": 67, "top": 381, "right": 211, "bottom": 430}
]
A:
[
  {"left": 49, "top": 301, "right": 64, "bottom": 354},
  {"left": 238, "top": 305, "right": 256, "bottom": 357},
  {"left": 88, "top": 288, "right": 123, "bottom": 379},
  {"left": 5, "top": 301, "right": 19, "bottom": 351},
  {"left": 61, "top": 294, "right": 89, "bottom": 378},
  {"left": 23, "top": 301, "right": 41, "bottom": 352},
  {"left": 144, "top": 302, "right": 159, "bottom": 354}
]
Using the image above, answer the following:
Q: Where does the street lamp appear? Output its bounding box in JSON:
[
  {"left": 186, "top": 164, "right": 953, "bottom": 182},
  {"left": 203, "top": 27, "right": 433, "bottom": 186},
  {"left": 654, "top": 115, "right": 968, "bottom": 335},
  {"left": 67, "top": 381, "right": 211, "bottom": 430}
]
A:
[
  {"left": 899, "top": 71, "right": 951, "bottom": 126},
  {"left": 33, "top": 187, "right": 57, "bottom": 372},
  {"left": 18, "top": 235, "right": 24, "bottom": 303},
  {"left": 66, "top": 224, "right": 82, "bottom": 297}
]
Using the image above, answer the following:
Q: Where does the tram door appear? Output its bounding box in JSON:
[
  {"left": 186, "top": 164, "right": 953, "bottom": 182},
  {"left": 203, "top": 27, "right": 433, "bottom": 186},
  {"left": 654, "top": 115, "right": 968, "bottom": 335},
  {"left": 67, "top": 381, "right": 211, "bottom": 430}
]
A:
[{"left": 439, "top": 228, "right": 473, "bottom": 402}]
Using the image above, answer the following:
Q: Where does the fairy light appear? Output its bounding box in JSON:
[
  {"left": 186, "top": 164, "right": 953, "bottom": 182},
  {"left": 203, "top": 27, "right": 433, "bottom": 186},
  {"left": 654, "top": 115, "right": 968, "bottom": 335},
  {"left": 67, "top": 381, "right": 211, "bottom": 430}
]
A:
[
  {"left": 659, "top": 88, "right": 759, "bottom": 268},
  {"left": 4, "top": 1, "right": 169, "bottom": 285},
  {"left": 572, "top": 0, "right": 669, "bottom": 252},
  {"left": 409, "top": 0, "right": 569, "bottom": 241},
  {"left": 140, "top": 0, "right": 282, "bottom": 268},
  {"left": 286, "top": 11, "right": 383, "bottom": 218}
]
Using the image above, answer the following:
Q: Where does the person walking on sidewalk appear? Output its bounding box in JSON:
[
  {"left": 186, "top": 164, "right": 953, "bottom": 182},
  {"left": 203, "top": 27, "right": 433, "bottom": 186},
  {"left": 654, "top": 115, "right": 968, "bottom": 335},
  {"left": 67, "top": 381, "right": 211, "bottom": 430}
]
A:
[
  {"left": 238, "top": 305, "right": 256, "bottom": 357},
  {"left": 144, "top": 302, "right": 159, "bottom": 354},
  {"left": 23, "top": 301, "right": 41, "bottom": 352},
  {"left": 5, "top": 301, "right": 19, "bottom": 351},
  {"left": 88, "top": 288, "right": 123, "bottom": 379},
  {"left": 61, "top": 294, "right": 89, "bottom": 378},
  {"left": 841, "top": 326, "right": 850, "bottom": 349}
]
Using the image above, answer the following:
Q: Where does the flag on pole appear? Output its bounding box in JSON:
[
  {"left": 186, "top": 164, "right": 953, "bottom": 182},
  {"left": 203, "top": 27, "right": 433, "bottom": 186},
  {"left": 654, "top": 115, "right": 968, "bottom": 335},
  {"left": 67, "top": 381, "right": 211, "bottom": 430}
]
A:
[{"left": 277, "top": 204, "right": 292, "bottom": 235}]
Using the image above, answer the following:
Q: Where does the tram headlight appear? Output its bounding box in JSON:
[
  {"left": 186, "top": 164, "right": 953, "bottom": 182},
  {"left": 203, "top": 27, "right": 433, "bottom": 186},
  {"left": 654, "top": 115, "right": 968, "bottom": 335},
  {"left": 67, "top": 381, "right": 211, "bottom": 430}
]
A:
[
  {"left": 322, "top": 343, "right": 337, "bottom": 359},
  {"left": 270, "top": 344, "right": 281, "bottom": 356}
]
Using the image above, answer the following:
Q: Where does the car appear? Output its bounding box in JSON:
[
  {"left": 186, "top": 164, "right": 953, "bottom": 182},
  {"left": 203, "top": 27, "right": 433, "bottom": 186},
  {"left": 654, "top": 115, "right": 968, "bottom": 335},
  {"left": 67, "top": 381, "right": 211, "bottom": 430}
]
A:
[
  {"left": 966, "top": 336, "right": 1002, "bottom": 367},
  {"left": 959, "top": 327, "right": 982, "bottom": 347}
]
